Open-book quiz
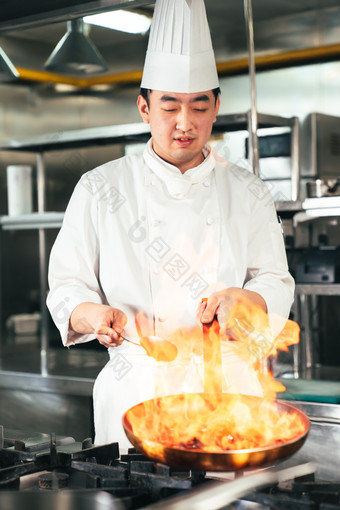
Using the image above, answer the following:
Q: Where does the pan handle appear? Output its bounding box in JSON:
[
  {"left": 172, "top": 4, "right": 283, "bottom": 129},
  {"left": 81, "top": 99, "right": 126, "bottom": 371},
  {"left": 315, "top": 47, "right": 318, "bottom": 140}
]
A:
[
  {"left": 201, "top": 298, "right": 223, "bottom": 393},
  {"left": 140, "top": 462, "right": 316, "bottom": 510}
]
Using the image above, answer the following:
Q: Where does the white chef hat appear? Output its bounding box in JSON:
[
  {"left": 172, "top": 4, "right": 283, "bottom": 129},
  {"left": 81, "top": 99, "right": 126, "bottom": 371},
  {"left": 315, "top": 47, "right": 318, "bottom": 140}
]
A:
[{"left": 141, "top": 0, "right": 219, "bottom": 93}]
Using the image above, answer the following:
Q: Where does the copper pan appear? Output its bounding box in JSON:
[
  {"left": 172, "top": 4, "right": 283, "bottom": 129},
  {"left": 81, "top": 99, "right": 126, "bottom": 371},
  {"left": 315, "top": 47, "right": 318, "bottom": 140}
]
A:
[
  {"left": 122, "top": 392, "right": 310, "bottom": 472},
  {"left": 123, "top": 314, "right": 309, "bottom": 471}
]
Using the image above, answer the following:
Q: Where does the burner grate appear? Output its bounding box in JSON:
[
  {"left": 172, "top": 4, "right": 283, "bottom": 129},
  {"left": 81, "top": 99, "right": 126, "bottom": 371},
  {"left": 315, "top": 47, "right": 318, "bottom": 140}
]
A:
[{"left": 0, "top": 427, "right": 207, "bottom": 509}]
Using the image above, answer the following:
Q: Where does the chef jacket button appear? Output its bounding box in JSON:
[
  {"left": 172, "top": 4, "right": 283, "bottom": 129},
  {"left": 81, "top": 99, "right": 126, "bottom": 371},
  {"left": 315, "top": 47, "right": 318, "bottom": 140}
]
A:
[
  {"left": 151, "top": 219, "right": 162, "bottom": 227},
  {"left": 203, "top": 178, "right": 210, "bottom": 187},
  {"left": 206, "top": 216, "right": 214, "bottom": 225}
]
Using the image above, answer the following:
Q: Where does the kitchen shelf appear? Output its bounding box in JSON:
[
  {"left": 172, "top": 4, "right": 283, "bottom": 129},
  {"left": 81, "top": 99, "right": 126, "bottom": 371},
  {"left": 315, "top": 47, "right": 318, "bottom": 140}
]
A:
[
  {"left": 0, "top": 113, "right": 298, "bottom": 152},
  {"left": 0, "top": 122, "right": 151, "bottom": 152},
  {"left": 0, "top": 212, "right": 64, "bottom": 230},
  {"left": 213, "top": 111, "right": 298, "bottom": 133},
  {"left": 303, "top": 197, "right": 340, "bottom": 209},
  {"left": 294, "top": 283, "right": 340, "bottom": 379},
  {"left": 293, "top": 197, "right": 340, "bottom": 225},
  {"left": 295, "top": 283, "right": 340, "bottom": 295}
]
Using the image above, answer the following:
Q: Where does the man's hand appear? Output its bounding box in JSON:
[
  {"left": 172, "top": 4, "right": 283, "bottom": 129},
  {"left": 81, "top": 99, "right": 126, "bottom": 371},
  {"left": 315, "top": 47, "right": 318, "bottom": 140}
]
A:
[
  {"left": 70, "top": 302, "right": 127, "bottom": 348},
  {"left": 196, "top": 288, "right": 267, "bottom": 337}
]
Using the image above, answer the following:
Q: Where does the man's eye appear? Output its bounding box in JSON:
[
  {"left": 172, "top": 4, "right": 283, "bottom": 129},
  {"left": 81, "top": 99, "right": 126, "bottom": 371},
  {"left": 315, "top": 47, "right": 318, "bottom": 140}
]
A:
[
  {"left": 162, "top": 108, "right": 177, "bottom": 112},
  {"left": 194, "top": 108, "right": 207, "bottom": 112}
]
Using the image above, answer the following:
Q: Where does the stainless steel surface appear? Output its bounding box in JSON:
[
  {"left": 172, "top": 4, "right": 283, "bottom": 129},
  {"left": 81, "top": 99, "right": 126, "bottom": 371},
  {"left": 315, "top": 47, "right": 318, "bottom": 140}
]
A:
[
  {"left": 277, "top": 402, "right": 340, "bottom": 481},
  {"left": 306, "top": 178, "right": 339, "bottom": 198},
  {"left": 0, "top": 346, "right": 106, "bottom": 382},
  {"left": 290, "top": 116, "right": 300, "bottom": 201},
  {"left": 39, "top": 228, "right": 48, "bottom": 376},
  {"left": 0, "top": 212, "right": 64, "bottom": 230},
  {"left": 0, "top": 370, "right": 94, "bottom": 396},
  {"left": 295, "top": 283, "right": 340, "bottom": 295},
  {"left": 37, "top": 153, "right": 45, "bottom": 213},
  {"left": 0, "top": 112, "right": 300, "bottom": 209},
  {"left": 287, "top": 399, "right": 340, "bottom": 421},
  {"left": 0, "top": 347, "right": 105, "bottom": 438},
  {"left": 0, "top": 113, "right": 298, "bottom": 152},
  {"left": 293, "top": 284, "right": 340, "bottom": 375},
  {"left": 141, "top": 463, "right": 316, "bottom": 510},
  {"left": 275, "top": 200, "right": 303, "bottom": 211},
  {"left": 1, "top": 0, "right": 340, "bottom": 75},
  {"left": 0, "top": 490, "right": 124, "bottom": 510},
  {"left": 0, "top": 0, "right": 151, "bottom": 31},
  {"left": 303, "top": 196, "right": 340, "bottom": 209},
  {"left": 244, "top": 0, "right": 259, "bottom": 176},
  {"left": 298, "top": 293, "right": 314, "bottom": 370},
  {"left": 37, "top": 153, "right": 48, "bottom": 375},
  {"left": 44, "top": 18, "right": 108, "bottom": 75},
  {"left": 0, "top": 45, "right": 18, "bottom": 80},
  {"left": 294, "top": 209, "right": 340, "bottom": 225},
  {"left": 293, "top": 283, "right": 340, "bottom": 375},
  {"left": 0, "top": 122, "right": 151, "bottom": 151},
  {"left": 309, "top": 113, "right": 340, "bottom": 180},
  {"left": 0, "top": 228, "right": 3, "bottom": 359},
  {"left": 294, "top": 196, "right": 340, "bottom": 223},
  {"left": 0, "top": 370, "right": 92, "bottom": 436}
]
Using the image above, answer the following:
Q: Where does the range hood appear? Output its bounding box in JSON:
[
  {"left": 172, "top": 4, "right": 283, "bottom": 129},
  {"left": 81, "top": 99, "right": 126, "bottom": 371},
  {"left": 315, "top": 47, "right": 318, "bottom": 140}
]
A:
[{"left": 0, "top": 0, "right": 152, "bottom": 31}]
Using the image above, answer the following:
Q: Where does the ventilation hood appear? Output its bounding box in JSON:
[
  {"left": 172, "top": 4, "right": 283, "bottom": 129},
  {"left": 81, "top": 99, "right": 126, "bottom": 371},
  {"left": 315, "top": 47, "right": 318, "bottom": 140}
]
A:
[{"left": 0, "top": 0, "right": 152, "bottom": 31}]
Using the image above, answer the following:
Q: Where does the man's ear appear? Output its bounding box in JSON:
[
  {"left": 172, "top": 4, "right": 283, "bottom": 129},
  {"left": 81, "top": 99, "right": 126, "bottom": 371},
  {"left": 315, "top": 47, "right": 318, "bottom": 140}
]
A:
[
  {"left": 137, "top": 95, "right": 150, "bottom": 124},
  {"left": 213, "top": 95, "right": 221, "bottom": 123}
]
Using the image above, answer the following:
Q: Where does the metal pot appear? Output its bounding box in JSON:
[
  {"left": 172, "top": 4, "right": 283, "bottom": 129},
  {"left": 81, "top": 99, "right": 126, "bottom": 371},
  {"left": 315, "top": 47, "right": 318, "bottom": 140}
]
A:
[
  {"left": 122, "top": 392, "right": 310, "bottom": 472},
  {"left": 306, "top": 178, "right": 340, "bottom": 198}
]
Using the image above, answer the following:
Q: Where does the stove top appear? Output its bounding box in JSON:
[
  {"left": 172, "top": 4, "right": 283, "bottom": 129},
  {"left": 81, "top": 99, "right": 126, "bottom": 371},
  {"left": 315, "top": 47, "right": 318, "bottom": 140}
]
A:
[
  {"left": 0, "top": 425, "right": 207, "bottom": 509},
  {"left": 0, "top": 424, "right": 339, "bottom": 509}
]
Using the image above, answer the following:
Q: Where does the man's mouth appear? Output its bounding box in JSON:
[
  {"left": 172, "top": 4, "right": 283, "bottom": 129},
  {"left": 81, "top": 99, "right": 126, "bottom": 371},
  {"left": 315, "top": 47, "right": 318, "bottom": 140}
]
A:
[{"left": 174, "top": 137, "right": 194, "bottom": 146}]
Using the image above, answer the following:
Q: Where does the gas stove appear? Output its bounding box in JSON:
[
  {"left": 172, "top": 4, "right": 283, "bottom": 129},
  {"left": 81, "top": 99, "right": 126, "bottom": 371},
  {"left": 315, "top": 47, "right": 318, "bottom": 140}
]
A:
[
  {"left": 0, "top": 425, "right": 209, "bottom": 509},
  {"left": 0, "top": 406, "right": 340, "bottom": 510}
]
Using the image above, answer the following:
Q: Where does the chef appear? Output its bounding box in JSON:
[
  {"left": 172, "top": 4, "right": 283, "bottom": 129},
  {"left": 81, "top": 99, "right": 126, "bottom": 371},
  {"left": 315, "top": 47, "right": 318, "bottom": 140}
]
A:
[{"left": 47, "top": 0, "right": 294, "bottom": 449}]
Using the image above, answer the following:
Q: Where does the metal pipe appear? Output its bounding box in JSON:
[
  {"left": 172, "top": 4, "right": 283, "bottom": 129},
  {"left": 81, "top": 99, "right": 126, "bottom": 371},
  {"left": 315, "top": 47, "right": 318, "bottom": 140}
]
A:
[
  {"left": 39, "top": 228, "right": 48, "bottom": 377},
  {"left": 0, "top": 228, "right": 3, "bottom": 362},
  {"left": 243, "top": 0, "right": 259, "bottom": 176},
  {"left": 36, "top": 153, "right": 48, "bottom": 376},
  {"left": 291, "top": 116, "right": 300, "bottom": 201},
  {"left": 299, "top": 293, "right": 314, "bottom": 372}
]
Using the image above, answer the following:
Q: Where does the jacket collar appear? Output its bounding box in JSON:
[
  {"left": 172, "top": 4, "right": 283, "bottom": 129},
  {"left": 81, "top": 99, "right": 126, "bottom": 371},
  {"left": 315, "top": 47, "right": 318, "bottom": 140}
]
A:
[{"left": 143, "top": 138, "right": 215, "bottom": 199}]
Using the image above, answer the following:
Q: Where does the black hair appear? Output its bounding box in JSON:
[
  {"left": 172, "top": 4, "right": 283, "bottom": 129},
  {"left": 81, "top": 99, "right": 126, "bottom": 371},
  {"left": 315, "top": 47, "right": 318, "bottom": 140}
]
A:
[{"left": 140, "top": 87, "right": 221, "bottom": 108}]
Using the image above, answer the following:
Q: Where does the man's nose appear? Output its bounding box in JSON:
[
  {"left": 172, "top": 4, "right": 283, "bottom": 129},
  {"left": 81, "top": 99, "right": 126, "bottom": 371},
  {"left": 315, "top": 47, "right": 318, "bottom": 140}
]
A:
[{"left": 176, "top": 108, "right": 193, "bottom": 132}]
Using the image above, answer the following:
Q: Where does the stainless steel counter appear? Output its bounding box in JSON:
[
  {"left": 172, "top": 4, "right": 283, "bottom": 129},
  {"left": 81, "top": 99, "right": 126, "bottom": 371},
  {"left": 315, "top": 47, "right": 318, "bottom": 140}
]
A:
[
  {"left": 0, "top": 346, "right": 108, "bottom": 439},
  {"left": 0, "top": 344, "right": 108, "bottom": 395}
]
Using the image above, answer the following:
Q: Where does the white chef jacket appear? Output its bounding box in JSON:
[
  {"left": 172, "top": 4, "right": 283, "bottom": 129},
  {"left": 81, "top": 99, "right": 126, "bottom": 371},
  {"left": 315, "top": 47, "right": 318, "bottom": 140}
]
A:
[{"left": 47, "top": 139, "right": 294, "bottom": 449}]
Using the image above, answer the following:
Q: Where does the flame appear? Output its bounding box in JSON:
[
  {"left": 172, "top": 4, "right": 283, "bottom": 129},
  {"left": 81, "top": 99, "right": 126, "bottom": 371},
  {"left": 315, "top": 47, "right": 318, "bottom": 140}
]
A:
[
  {"left": 126, "top": 393, "right": 308, "bottom": 454},
  {"left": 127, "top": 297, "right": 305, "bottom": 457}
]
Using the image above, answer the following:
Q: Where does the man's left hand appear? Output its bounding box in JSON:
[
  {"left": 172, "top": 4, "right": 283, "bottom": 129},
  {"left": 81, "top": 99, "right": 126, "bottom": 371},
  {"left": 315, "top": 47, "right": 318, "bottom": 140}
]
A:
[{"left": 196, "top": 287, "right": 267, "bottom": 337}]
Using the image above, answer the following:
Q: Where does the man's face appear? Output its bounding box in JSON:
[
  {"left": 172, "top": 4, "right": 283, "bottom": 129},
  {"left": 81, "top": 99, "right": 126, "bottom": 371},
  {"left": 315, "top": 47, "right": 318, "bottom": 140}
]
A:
[{"left": 137, "top": 90, "right": 220, "bottom": 173}]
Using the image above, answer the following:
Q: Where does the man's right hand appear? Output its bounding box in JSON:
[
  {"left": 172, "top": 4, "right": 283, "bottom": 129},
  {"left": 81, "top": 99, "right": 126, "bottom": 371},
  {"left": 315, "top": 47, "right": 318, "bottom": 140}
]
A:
[{"left": 70, "top": 302, "right": 127, "bottom": 348}]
